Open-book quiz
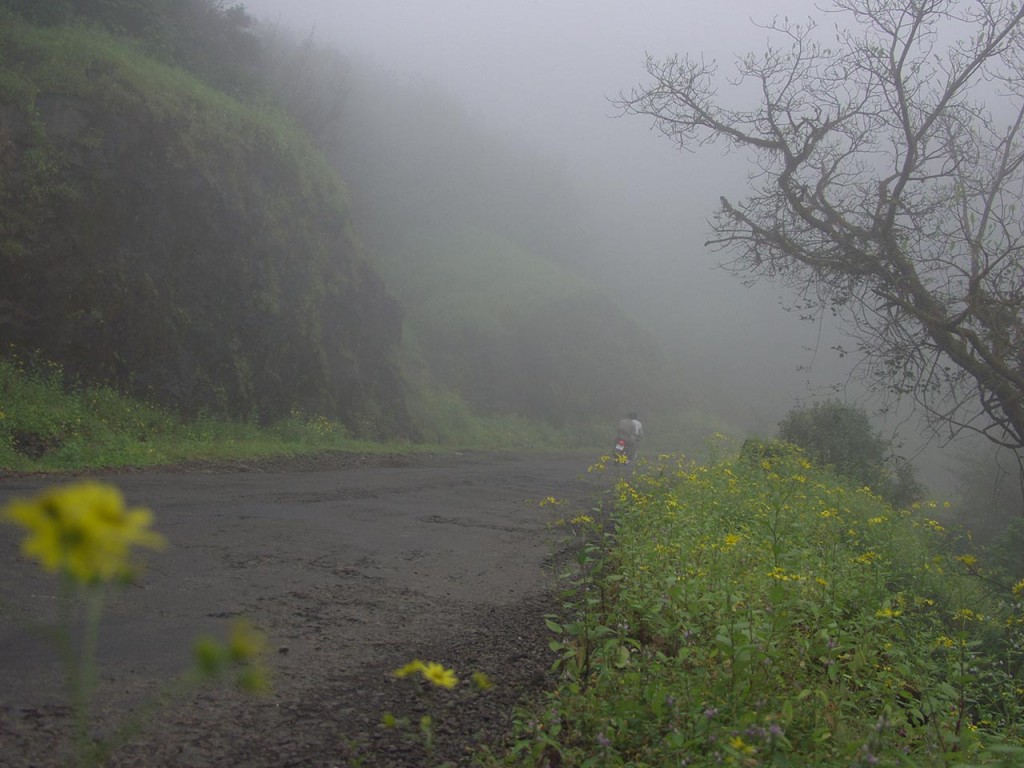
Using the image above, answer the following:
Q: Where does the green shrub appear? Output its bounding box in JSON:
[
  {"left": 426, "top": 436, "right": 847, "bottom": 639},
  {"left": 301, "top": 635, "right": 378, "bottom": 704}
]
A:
[
  {"left": 500, "top": 451, "right": 1023, "bottom": 766},
  {"left": 777, "top": 400, "right": 924, "bottom": 507}
]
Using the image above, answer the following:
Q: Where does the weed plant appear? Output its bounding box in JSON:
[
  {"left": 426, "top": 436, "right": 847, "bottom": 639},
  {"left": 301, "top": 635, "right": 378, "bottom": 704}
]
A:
[
  {"left": 0, "top": 356, "right": 595, "bottom": 472},
  {"left": 0, "top": 357, "right": 413, "bottom": 471},
  {"left": 502, "top": 444, "right": 1024, "bottom": 767}
]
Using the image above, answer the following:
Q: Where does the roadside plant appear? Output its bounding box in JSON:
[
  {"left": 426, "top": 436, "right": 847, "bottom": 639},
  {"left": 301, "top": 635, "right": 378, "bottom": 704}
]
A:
[
  {"left": 502, "top": 452, "right": 1024, "bottom": 766},
  {"left": 2, "top": 481, "right": 268, "bottom": 767},
  {"left": 384, "top": 658, "right": 493, "bottom": 767}
]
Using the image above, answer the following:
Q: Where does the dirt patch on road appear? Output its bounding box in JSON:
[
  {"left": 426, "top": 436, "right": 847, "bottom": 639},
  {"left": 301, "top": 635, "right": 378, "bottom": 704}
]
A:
[{"left": 0, "top": 451, "right": 609, "bottom": 767}]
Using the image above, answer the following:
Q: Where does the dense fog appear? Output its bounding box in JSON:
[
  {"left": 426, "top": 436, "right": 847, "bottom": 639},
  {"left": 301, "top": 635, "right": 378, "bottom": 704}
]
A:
[
  {"left": 231, "top": 0, "right": 1024, "bottom": 509},
  {"left": 242, "top": 0, "right": 855, "bottom": 429}
]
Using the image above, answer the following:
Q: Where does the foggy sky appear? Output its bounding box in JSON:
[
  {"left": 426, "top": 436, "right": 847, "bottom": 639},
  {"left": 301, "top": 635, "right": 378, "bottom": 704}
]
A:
[{"left": 240, "top": 0, "right": 858, "bottom": 435}]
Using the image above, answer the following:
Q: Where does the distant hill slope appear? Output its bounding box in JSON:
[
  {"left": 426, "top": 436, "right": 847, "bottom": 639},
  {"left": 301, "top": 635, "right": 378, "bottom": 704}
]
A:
[
  {"left": 377, "top": 225, "right": 667, "bottom": 425},
  {"left": 0, "top": 19, "right": 412, "bottom": 436},
  {"left": 321, "top": 69, "right": 675, "bottom": 427}
]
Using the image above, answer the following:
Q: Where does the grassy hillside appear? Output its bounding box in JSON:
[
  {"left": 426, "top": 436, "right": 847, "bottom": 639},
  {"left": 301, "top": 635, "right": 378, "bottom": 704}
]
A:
[
  {"left": 0, "top": 15, "right": 410, "bottom": 436},
  {"left": 377, "top": 225, "right": 667, "bottom": 426}
]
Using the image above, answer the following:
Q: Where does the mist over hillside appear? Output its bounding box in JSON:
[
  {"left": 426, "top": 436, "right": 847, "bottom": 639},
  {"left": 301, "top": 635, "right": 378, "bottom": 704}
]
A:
[
  {"left": 242, "top": 0, "right": 855, "bottom": 436},
  {"left": 237, "top": 0, "right": 1024, "bottom": 506}
]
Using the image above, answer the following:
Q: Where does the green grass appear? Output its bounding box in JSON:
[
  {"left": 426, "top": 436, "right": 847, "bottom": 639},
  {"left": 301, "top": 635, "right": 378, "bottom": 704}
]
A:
[
  {"left": 489, "top": 443, "right": 1024, "bottom": 767},
  {"left": 0, "top": 356, "right": 605, "bottom": 473},
  {"left": 0, "top": 356, "right": 406, "bottom": 472}
]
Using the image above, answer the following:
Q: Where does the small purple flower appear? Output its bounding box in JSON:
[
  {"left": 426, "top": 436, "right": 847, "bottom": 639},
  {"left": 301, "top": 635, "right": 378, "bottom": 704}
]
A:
[
  {"left": 704, "top": 707, "right": 718, "bottom": 719},
  {"left": 596, "top": 732, "right": 611, "bottom": 748},
  {"left": 769, "top": 723, "right": 784, "bottom": 738}
]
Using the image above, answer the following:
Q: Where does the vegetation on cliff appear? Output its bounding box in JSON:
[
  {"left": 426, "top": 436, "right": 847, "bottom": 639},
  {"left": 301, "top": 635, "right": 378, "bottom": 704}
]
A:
[{"left": 0, "top": 13, "right": 411, "bottom": 436}]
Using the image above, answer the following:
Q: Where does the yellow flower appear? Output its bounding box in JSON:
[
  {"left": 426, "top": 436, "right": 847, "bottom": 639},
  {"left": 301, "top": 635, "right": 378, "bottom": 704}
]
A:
[
  {"left": 393, "top": 659, "right": 458, "bottom": 689},
  {"left": 3, "top": 482, "right": 165, "bottom": 583},
  {"left": 422, "top": 662, "right": 458, "bottom": 689},
  {"left": 570, "top": 514, "right": 594, "bottom": 525},
  {"left": 228, "top": 618, "right": 266, "bottom": 663},
  {"left": 954, "top": 608, "right": 985, "bottom": 622},
  {"left": 956, "top": 554, "right": 978, "bottom": 568},
  {"left": 854, "top": 550, "right": 880, "bottom": 565},
  {"left": 876, "top": 607, "right": 903, "bottom": 618},
  {"left": 722, "top": 533, "right": 741, "bottom": 549},
  {"left": 472, "top": 671, "right": 495, "bottom": 691},
  {"left": 193, "top": 619, "right": 269, "bottom": 692},
  {"left": 728, "top": 735, "right": 756, "bottom": 755},
  {"left": 393, "top": 659, "right": 426, "bottom": 678}
]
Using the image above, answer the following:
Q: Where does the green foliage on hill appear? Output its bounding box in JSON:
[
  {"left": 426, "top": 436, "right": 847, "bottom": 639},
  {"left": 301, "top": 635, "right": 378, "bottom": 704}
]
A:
[
  {"left": 0, "top": 16, "right": 411, "bottom": 435},
  {"left": 0, "top": 0, "right": 262, "bottom": 96},
  {"left": 378, "top": 225, "right": 665, "bottom": 425},
  {"left": 309, "top": 66, "right": 683, "bottom": 430}
]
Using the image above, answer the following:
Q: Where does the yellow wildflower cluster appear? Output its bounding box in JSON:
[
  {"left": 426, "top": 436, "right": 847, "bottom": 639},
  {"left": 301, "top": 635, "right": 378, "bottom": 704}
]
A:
[
  {"left": 876, "top": 606, "right": 903, "bottom": 619},
  {"left": 728, "top": 735, "right": 756, "bottom": 755},
  {"left": 2, "top": 482, "right": 166, "bottom": 583},
  {"left": 953, "top": 608, "right": 985, "bottom": 623},
  {"left": 853, "top": 550, "right": 880, "bottom": 565},
  {"left": 194, "top": 618, "right": 269, "bottom": 692},
  {"left": 768, "top": 566, "right": 803, "bottom": 582},
  {"left": 570, "top": 514, "right": 594, "bottom": 525},
  {"left": 393, "top": 659, "right": 459, "bottom": 689},
  {"left": 722, "top": 533, "right": 742, "bottom": 550}
]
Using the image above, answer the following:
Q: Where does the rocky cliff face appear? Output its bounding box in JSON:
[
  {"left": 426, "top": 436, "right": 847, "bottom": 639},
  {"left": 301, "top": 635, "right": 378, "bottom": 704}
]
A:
[{"left": 0, "top": 27, "right": 412, "bottom": 437}]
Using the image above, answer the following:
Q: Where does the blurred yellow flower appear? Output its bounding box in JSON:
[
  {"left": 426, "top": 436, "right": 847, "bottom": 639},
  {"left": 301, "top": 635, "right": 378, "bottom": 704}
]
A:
[
  {"left": 2, "top": 482, "right": 165, "bottom": 583},
  {"left": 193, "top": 619, "right": 269, "bottom": 692},
  {"left": 422, "top": 662, "right": 458, "bottom": 689},
  {"left": 228, "top": 618, "right": 266, "bottom": 663},
  {"left": 393, "top": 659, "right": 426, "bottom": 678},
  {"left": 393, "top": 659, "right": 458, "bottom": 689},
  {"left": 471, "top": 671, "right": 495, "bottom": 691},
  {"left": 729, "top": 735, "right": 756, "bottom": 755}
]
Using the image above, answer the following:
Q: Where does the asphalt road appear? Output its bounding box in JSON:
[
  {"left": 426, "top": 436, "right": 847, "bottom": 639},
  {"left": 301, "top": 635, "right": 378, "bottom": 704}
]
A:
[{"left": 0, "top": 450, "right": 609, "bottom": 767}]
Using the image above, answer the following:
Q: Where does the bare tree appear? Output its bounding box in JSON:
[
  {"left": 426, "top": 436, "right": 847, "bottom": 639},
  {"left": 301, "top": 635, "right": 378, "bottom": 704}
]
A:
[{"left": 616, "top": 0, "right": 1024, "bottom": 450}]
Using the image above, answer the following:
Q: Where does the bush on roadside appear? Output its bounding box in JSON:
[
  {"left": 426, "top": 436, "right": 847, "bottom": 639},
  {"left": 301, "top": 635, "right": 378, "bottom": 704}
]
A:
[{"left": 497, "top": 451, "right": 1024, "bottom": 767}]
